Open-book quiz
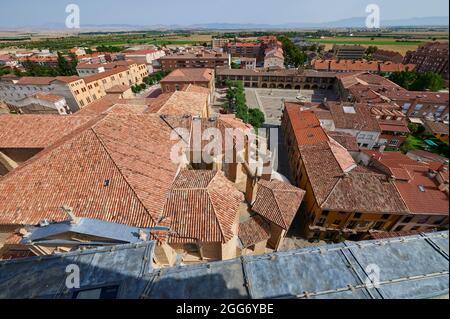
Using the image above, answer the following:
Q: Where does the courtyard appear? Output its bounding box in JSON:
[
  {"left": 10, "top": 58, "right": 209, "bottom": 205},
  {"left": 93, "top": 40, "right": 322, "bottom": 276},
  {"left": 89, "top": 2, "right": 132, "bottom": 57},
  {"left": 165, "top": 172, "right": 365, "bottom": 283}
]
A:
[{"left": 244, "top": 88, "right": 338, "bottom": 126}]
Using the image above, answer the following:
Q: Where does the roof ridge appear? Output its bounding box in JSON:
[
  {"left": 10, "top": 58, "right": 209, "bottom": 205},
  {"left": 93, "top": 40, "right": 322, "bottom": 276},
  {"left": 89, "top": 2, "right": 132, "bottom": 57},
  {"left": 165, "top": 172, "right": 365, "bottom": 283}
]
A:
[
  {"left": 91, "top": 125, "right": 157, "bottom": 225},
  {"left": 207, "top": 172, "right": 228, "bottom": 243},
  {"left": 0, "top": 115, "right": 105, "bottom": 182},
  {"left": 269, "top": 187, "right": 287, "bottom": 229}
]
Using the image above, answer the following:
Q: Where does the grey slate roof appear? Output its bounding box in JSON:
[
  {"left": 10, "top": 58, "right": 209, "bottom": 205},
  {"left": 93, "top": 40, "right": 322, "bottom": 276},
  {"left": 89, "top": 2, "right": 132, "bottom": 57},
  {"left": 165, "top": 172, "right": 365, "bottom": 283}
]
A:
[
  {"left": 21, "top": 218, "right": 147, "bottom": 245},
  {"left": 0, "top": 232, "right": 448, "bottom": 299}
]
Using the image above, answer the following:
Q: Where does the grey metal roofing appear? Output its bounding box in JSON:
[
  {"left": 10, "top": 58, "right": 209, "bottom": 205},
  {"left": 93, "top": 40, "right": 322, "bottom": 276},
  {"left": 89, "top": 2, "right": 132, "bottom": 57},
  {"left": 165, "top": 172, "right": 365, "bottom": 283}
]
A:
[
  {"left": 21, "top": 218, "right": 146, "bottom": 245},
  {"left": 0, "top": 231, "right": 448, "bottom": 299}
]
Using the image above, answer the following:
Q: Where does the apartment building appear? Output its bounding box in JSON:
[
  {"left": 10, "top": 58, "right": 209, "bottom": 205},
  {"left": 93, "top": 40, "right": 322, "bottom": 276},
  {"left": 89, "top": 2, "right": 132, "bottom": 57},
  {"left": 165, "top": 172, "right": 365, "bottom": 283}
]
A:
[
  {"left": 212, "top": 38, "right": 230, "bottom": 50},
  {"left": 423, "top": 120, "right": 449, "bottom": 142},
  {"left": 360, "top": 151, "right": 449, "bottom": 233},
  {"left": 216, "top": 68, "right": 336, "bottom": 90},
  {"left": 332, "top": 45, "right": 367, "bottom": 60},
  {"left": 281, "top": 105, "right": 410, "bottom": 241},
  {"left": 370, "top": 105, "right": 410, "bottom": 149},
  {"left": 312, "top": 59, "right": 415, "bottom": 75},
  {"left": 311, "top": 102, "right": 382, "bottom": 149},
  {"left": 158, "top": 51, "right": 230, "bottom": 71},
  {"left": 0, "top": 61, "right": 148, "bottom": 112},
  {"left": 264, "top": 47, "right": 285, "bottom": 69},
  {"left": 0, "top": 75, "right": 87, "bottom": 113},
  {"left": 404, "top": 42, "right": 449, "bottom": 81},
  {"left": 235, "top": 57, "right": 257, "bottom": 70},
  {"left": 5, "top": 93, "right": 70, "bottom": 115},
  {"left": 337, "top": 72, "right": 450, "bottom": 121},
  {"left": 122, "top": 49, "right": 166, "bottom": 72},
  {"left": 160, "top": 68, "right": 214, "bottom": 93},
  {"left": 225, "top": 42, "right": 262, "bottom": 59},
  {"left": 373, "top": 49, "right": 404, "bottom": 64}
]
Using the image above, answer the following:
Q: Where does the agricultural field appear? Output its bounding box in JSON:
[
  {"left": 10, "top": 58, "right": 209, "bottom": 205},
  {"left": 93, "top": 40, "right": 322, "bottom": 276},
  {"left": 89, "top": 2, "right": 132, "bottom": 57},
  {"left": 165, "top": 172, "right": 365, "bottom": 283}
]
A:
[
  {"left": 0, "top": 32, "right": 213, "bottom": 51},
  {"left": 306, "top": 35, "right": 448, "bottom": 55}
]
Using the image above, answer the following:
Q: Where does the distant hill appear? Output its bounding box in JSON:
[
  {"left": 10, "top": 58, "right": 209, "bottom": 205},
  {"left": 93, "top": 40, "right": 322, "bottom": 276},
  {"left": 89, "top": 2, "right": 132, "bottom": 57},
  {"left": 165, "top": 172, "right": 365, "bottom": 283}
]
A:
[{"left": 1, "top": 16, "right": 448, "bottom": 32}]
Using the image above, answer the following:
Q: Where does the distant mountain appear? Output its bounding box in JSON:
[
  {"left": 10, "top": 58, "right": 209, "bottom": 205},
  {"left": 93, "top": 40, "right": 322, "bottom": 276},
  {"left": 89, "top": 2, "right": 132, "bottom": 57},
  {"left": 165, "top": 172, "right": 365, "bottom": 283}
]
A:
[
  {"left": 1, "top": 16, "right": 448, "bottom": 32},
  {"left": 184, "top": 16, "right": 449, "bottom": 30}
]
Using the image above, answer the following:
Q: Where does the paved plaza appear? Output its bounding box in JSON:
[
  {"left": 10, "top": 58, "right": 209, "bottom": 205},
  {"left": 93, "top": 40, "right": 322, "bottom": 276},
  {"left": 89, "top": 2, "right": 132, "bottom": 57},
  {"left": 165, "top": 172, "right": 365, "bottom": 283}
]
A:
[{"left": 245, "top": 88, "right": 338, "bottom": 125}]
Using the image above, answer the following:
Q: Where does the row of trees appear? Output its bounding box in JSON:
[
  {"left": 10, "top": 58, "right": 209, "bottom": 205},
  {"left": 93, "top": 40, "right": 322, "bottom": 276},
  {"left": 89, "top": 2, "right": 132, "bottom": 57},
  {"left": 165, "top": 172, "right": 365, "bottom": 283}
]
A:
[
  {"left": 132, "top": 70, "right": 171, "bottom": 93},
  {"left": 16, "top": 52, "right": 78, "bottom": 77},
  {"left": 278, "top": 35, "right": 308, "bottom": 68},
  {"left": 224, "top": 80, "right": 265, "bottom": 129},
  {"left": 143, "top": 70, "right": 171, "bottom": 85},
  {"left": 131, "top": 83, "right": 147, "bottom": 94},
  {"left": 389, "top": 70, "right": 445, "bottom": 92}
]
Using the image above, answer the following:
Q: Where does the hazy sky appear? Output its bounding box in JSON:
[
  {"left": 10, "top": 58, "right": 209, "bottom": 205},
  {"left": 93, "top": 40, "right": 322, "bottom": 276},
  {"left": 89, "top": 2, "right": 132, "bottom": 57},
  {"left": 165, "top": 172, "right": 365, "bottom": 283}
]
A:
[{"left": 0, "top": 0, "right": 448, "bottom": 27}]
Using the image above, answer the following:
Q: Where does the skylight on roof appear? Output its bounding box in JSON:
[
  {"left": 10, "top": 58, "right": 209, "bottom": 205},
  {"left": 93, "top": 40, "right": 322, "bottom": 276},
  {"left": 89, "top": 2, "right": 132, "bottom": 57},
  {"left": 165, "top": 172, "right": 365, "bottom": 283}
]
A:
[{"left": 343, "top": 106, "right": 356, "bottom": 114}]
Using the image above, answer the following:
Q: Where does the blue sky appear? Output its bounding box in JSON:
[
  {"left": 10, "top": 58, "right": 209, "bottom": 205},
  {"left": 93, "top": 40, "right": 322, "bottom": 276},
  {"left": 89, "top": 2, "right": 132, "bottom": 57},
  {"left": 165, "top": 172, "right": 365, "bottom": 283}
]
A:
[{"left": 0, "top": 0, "right": 448, "bottom": 27}]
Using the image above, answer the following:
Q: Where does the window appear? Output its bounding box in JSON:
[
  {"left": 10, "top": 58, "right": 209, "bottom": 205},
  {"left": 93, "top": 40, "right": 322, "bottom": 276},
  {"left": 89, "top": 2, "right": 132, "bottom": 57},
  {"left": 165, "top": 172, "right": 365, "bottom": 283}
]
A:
[
  {"left": 414, "top": 104, "right": 423, "bottom": 111},
  {"left": 317, "top": 216, "right": 327, "bottom": 227},
  {"left": 374, "top": 222, "right": 384, "bottom": 230},
  {"left": 381, "top": 214, "right": 390, "bottom": 220},
  {"left": 183, "top": 243, "right": 200, "bottom": 254},
  {"left": 354, "top": 213, "right": 362, "bottom": 219},
  {"left": 347, "top": 221, "right": 357, "bottom": 229},
  {"left": 395, "top": 226, "right": 404, "bottom": 232},
  {"left": 434, "top": 218, "right": 445, "bottom": 225},
  {"left": 73, "top": 285, "right": 119, "bottom": 299},
  {"left": 332, "top": 220, "right": 341, "bottom": 226},
  {"left": 403, "top": 217, "right": 413, "bottom": 223}
]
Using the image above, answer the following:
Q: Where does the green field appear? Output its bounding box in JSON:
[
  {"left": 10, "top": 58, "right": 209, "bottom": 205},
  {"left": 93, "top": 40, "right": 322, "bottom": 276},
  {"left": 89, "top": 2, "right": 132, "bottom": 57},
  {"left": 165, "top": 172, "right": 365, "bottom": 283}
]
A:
[
  {"left": 306, "top": 36, "right": 448, "bottom": 55},
  {"left": 0, "top": 33, "right": 213, "bottom": 51}
]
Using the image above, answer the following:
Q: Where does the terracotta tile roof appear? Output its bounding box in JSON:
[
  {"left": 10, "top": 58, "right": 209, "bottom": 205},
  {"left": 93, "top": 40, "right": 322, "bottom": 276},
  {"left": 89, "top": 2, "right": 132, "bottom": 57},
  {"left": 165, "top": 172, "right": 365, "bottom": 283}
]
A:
[
  {"left": 106, "top": 103, "right": 149, "bottom": 114},
  {"left": 16, "top": 77, "right": 58, "bottom": 85},
  {"left": 284, "top": 104, "right": 329, "bottom": 146},
  {"left": 105, "top": 85, "right": 130, "bottom": 93},
  {"left": 326, "top": 102, "right": 381, "bottom": 132},
  {"left": 330, "top": 60, "right": 379, "bottom": 72},
  {"left": 162, "top": 170, "right": 244, "bottom": 244},
  {"left": 407, "top": 150, "right": 449, "bottom": 164},
  {"left": 74, "top": 95, "right": 120, "bottom": 116},
  {"left": 378, "top": 120, "right": 410, "bottom": 133},
  {"left": 379, "top": 62, "right": 415, "bottom": 73},
  {"left": 183, "top": 84, "right": 211, "bottom": 94},
  {"left": 30, "top": 93, "right": 65, "bottom": 103},
  {"left": 327, "top": 132, "right": 359, "bottom": 152},
  {"left": 160, "top": 68, "right": 214, "bottom": 83},
  {"left": 124, "top": 49, "right": 158, "bottom": 55},
  {"left": 0, "top": 115, "right": 95, "bottom": 148},
  {"left": 370, "top": 152, "right": 449, "bottom": 215},
  {"left": 146, "top": 91, "right": 208, "bottom": 117},
  {"left": 299, "top": 143, "right": 408, "bottom": 214},
  {"left": 83, "top": 67, "right": 129, "bottom": 84},
  {"left": 160, "top": 52, "right": 228, "bottom": 60},
  {"left": 424, "top": 120, "right": 449, "bottom": 136},
  {"left": 238, "top": 215, "right": 271, "bottom": 248},
  {"left": 0, "top": 114, "right": 184, "bottom": 228},
  {"left": 252, "top": 180, "right": 305, "bottom": 230}
]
